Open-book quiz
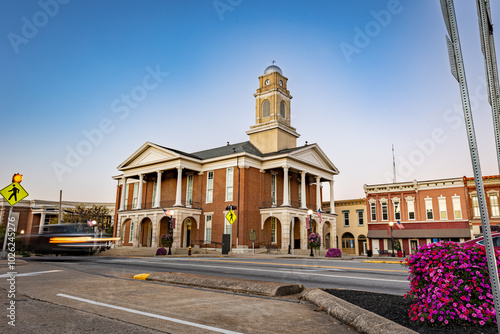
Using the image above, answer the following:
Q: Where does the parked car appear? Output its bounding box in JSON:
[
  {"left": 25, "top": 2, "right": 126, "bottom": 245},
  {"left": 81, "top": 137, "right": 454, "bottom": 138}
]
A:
[{"left": 462, "top": 232, "right": 500, "bottom": 252}]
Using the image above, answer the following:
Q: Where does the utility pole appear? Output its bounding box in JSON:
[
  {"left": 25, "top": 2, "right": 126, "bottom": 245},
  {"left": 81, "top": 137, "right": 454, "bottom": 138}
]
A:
[{"left": 440, "top": 0, "right": 500, "bottom": 330}]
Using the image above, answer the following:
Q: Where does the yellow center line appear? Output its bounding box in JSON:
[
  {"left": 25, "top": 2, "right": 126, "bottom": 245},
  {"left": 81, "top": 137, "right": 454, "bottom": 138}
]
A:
[{"left": 185, "top": 258, "right": 408, "bottom": 273}]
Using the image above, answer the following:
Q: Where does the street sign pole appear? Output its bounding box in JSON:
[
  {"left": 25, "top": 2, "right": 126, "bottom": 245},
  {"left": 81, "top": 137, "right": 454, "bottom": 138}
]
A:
[
  {"left": 441, "top": 1, "right": 500, "bottom": 331},
  {"left": 0, "top": 205, "right": 13, "bottom": 259}
]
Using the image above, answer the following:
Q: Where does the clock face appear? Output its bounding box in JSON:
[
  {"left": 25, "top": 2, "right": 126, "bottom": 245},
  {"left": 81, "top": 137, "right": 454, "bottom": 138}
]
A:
[
  {"left": 279, "top": 80, "right": 283, "bottom": 86},
  {"left": 265, "top": 79, "right": 270, "bottom": 85}
]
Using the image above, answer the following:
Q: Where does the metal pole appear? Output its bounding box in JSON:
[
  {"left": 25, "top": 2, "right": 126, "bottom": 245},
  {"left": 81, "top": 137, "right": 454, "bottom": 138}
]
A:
[
  {"left": 477, "top": 0, "right": 500, "bottom": 173},
  {"left": 0, "top": 206, "right": 13, "bottom": 259},
  {"left": 309, "top": 214, "right": 314, "bottom": 257},
  {"left": 441, "top": 1, "right": 500, "bottom": 330},
  {"left": 58, "top": 190, "right": 62, "bottom": 224},
  {"left": 390, "top": 225, "right": 395, "bottom": 257}
]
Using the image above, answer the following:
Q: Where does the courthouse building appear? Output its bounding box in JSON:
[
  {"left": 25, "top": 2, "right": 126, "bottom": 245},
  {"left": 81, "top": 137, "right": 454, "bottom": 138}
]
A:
[{"left": 112, "top": 65, "right": 339, "bottom": 251}]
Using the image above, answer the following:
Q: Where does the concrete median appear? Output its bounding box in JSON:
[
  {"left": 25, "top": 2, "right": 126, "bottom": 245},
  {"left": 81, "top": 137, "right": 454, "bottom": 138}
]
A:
[
  {"left": 136, "top": 272, "right": 305, "bottom": 297},
  {"left": 300, "top": 289, "right": 417, "bottom": 334}
]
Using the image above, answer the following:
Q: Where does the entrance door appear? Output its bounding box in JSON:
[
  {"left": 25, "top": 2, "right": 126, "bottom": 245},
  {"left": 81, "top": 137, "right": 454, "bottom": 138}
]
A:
[{"left": 410, "top": 240, "right": 418, "bottom": 254}]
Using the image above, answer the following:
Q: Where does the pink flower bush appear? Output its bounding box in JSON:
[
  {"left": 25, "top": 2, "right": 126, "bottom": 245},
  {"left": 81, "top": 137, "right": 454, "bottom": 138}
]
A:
[
  {"left": 403, "top": 241, "right": 500, "bottom": 326},
  {"left": 325, "top": 248, "right": 342, "bottom": 258},
  {"left": 308, "top": 233, "right": 321, "bottom": 250}
]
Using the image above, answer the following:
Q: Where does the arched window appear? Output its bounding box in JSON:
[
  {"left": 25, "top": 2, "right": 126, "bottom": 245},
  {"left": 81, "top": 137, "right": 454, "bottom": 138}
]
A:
[
  {"left": 262, "top": 100, "right": 270, "bottom": 118},
  {"left": 280, "top": 101, "right": 286, "bottom": 118}
]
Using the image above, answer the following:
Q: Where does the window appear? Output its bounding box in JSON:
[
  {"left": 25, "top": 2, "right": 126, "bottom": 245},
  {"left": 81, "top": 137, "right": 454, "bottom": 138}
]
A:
[
  {"left": 381, "top": 202, "right": 388, "bottom": 221},
  {"left": 262, "top": 100, "right": 270, "bottom": 118},
  {"left": 205, "top": 215, "right": 212, "bottom": 243},
  {"left": 186, "top": 174, "right": 193, "bottom": 207},
  {"left": 206, "top": 171, "right": 214, "bottom": 203},
  {"left": 407, "top": 199, "right": 415, "bottom": 220},
  {"left": 226, "top": 168, "right": 233, "bottom": 201},
  {"left": 271, "top": 217, "right": 277, "bottom": 243},
  {"left": 452, "top": 196, "right": 462, "bottom": 219},
  {"left": 472, "top": 196, "right": 480, "bottom": 217},
  {"left": 152, "top": 180, "right": 157, "bottom": 207},
  {"left": 132, "top": 183, "right": 139, "bottom": 208},
  {"left": 438, "top": 197, "right": 447, "bottom": 219},
  {"left": 491, "top": 194, "right": 500, "bottom": 217},
  {"left": 124, "top": 183, "right": 130, "bottom": 209},
  {"left": 370, "top": 202, "right": 376, "bottom": 221},
  {"left": 394, "top": 201, "right": 401, "bottom": 220},
  {"left": 298, "top": 179, "right": 302, "bottom": 207},
  {"left": 280, "top": 101, "right": 286, "bottom": 118},
  {"left": 129, "top": 222, "right": 134, "bottom": 243},
  {"left": 271, "top": 174, "right": 277, "bottom": 207},
  {"left": 343, "top": 210, "right": 350, "bottom": 227},
  {"left": 425, "top": 198, "right": 433, "bottom": 220},
  {"left": 357, "top": 210, "right": 364, "bottom": 226}
]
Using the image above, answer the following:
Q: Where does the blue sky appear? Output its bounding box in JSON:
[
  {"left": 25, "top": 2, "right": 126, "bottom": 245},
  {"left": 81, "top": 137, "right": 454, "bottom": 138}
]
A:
[{"left": 1, "top": 0, "right": 499, "bottom": 203}]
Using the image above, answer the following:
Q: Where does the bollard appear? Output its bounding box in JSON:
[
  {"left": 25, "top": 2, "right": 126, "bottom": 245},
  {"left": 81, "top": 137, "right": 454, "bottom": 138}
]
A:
[{"left": 188, "top": 246, "right": 192, "bottom": 256}]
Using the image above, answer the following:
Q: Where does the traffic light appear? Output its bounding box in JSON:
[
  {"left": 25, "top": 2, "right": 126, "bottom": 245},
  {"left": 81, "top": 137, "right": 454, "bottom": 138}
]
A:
[
  {"left": 12, "top": 173, "right": 23, "bottom": 183},
  {"left": 225, "top": 205, "right": 237, "bottom": 210}
]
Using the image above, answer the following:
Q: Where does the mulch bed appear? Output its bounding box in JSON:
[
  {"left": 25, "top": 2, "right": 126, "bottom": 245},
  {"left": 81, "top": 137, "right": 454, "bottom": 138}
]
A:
[{"left": 324, "top": 289, "right": 497, "bottom": 334}]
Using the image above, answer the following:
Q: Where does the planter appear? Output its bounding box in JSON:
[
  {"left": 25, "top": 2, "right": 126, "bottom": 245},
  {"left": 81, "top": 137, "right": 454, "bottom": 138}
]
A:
[{"left": 397, "top": 250, "right": 403, "bottom": 257}]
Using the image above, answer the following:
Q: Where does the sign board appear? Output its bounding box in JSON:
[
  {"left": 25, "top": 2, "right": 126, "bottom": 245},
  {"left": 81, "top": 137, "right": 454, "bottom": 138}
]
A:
[
  {"left": 249, "top": 229, "right": 256, "bottom": 242},
  {"left": 226, "top": 210, "right": 237, "bottom": 225},
  {"left": 0, "top": 182, "right": 28, "bottom": 206}
]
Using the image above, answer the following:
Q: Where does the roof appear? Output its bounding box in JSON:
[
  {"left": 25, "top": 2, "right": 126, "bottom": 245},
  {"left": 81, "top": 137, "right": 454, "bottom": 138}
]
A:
[{"left": 191, "top": 141, "right": 262, "bottom": 159}]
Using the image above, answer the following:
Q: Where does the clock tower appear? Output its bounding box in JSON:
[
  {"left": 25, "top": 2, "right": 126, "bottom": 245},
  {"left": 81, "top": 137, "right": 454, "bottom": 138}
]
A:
[{"left": 247, "top": 64, "right": 300, "bottom": 154}]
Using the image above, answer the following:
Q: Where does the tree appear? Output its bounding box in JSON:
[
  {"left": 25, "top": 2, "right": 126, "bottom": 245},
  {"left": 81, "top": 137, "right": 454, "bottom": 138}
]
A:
[{"left": 63, "top": 205, "right": 111, "bottom": 232}]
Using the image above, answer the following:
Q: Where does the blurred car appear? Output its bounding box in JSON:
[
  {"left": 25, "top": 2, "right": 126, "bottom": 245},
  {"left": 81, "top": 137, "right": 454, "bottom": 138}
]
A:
[
  {"left": 27, "top": 223, "right": 117, "bottom": 255},
  {"left": 462, "top": 232, "right": 500, "bottom": 252}
]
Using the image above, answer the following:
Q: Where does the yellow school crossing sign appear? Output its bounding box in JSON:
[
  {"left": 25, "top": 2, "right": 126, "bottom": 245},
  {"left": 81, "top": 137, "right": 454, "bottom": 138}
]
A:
[
  {"left": 0, "top": 182, "right": 29, "bottom": 206},
  {"left": 226, "top": 209, "right": 237, "bottom": 224}
]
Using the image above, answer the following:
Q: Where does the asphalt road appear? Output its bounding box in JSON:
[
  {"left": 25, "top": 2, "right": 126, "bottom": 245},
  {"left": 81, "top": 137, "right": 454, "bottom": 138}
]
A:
[
  {"left": 0, "top": 258, "right": 357, "bottom": 334},
  {"left": 24, "top": 256, "right": 410, "bottom": 295}
]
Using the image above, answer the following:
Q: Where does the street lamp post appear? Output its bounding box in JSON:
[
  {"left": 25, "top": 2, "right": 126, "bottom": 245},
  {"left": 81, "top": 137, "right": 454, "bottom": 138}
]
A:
[
  {"left": 389, "top": 221, "right": 395, "bottom": 257},
  {"left": 308, "top": 209, "right": 314, "bottom": 257}
]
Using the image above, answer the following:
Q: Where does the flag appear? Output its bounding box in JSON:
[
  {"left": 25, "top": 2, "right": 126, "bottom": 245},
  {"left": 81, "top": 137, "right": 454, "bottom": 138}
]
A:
[
  {"left": 317, "top": 208, "right": 323, "bottom": 224},
  {"left": 87, "top": 220, "right": 92, "bottom": 227},
  {"left": 396, "top": 221, "right": 404, "bottom": 229},
  {"left": 163, "top": 209, "right": 173, "bottom": 216}
]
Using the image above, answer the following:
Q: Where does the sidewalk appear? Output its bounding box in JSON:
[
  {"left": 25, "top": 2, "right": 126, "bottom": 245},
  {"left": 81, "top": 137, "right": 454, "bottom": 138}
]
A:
[{"left": 94, "top": 246, "right": 406, "bottom": 264}]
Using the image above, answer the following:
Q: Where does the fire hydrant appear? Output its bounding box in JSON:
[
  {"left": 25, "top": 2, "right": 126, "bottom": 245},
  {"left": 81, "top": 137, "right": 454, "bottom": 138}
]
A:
[{"left": 188, "top": 246, "right": 192, "bottom": 256}]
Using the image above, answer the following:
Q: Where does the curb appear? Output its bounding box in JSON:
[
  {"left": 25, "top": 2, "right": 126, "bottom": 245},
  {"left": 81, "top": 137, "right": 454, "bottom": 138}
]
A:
[
  {"left": 300, "top": 289, "right": 417, "bottom": 334},
  {"left": 135, "top": 272, "right": 305, "bottom": 297}
]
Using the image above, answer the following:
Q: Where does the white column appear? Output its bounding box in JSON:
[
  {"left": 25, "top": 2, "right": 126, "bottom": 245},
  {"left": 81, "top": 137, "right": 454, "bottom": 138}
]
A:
[
  {"left": 330, "top": 178, "right": 335, "bottom": 214},
  {"left": 151, "top": 214, "right": 158, "bottom": 248},
  {"left": 282, "top": 166, "right": 290, "bottom": 206},
  {"left": 119, "top": 177, "right": 127, "bottom": 211},
  {"left": 154, "top": 170, "right": 162, "bottom": 208},
  {"left": 174, "top": 166, "right": 184, "bottom": 207},
  {"left": 316, "top": 176, "right": 321, "bottom": 211},
  {"left": 137, "top": 174, "right": 143, "bottom": 209},
  {"left": 300, "top": 171, "right": 307, "bottom": 209},
  {"left": 133, "top": 218, "right": 140, "bottom": 247},
  {"left": 38, "top": 212, "right": 46, "bottom": 234}
]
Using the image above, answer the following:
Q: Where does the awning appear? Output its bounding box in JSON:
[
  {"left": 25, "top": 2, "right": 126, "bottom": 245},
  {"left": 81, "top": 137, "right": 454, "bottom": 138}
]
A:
[{"left": 367, "top": 229, "right": 471, "bottom": 239}]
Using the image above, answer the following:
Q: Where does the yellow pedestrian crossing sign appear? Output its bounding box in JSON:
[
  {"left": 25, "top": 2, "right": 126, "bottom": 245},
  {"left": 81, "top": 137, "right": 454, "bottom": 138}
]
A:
[
  {"left": 0, "top": 182, "right": 28, "bottom": 206},
  {"left": 226, "top": 210, "right": 237, "bottom": 224}
]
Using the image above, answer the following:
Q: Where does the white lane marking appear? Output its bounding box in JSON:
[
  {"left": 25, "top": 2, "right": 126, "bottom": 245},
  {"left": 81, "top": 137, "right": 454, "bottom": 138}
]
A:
[
  {"left": 107, "top": 259, "right": 407, "bottom": 284},
  {"left": 57, "top": 293, "right": 244, "bottom": 334},
  {"left": 0, "top": 270, "right": 63, "bottom": 278}
]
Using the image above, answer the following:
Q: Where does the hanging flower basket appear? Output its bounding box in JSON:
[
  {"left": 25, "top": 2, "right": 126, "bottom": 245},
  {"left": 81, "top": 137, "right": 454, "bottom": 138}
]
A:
[{"left": 308, "top": 233, "right": 321, "bottom": 250}]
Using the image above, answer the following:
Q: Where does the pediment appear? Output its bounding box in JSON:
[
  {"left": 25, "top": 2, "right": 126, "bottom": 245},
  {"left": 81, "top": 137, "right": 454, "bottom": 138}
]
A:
[
  {"left": 290, "top": 145, "right": 339, "bottom": 173},
  {"left": 118, "top": 142, "right": 183, "bottom": 170},
  {"left": 129, "top": 148, "right": 176, "bottom": 167}
]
